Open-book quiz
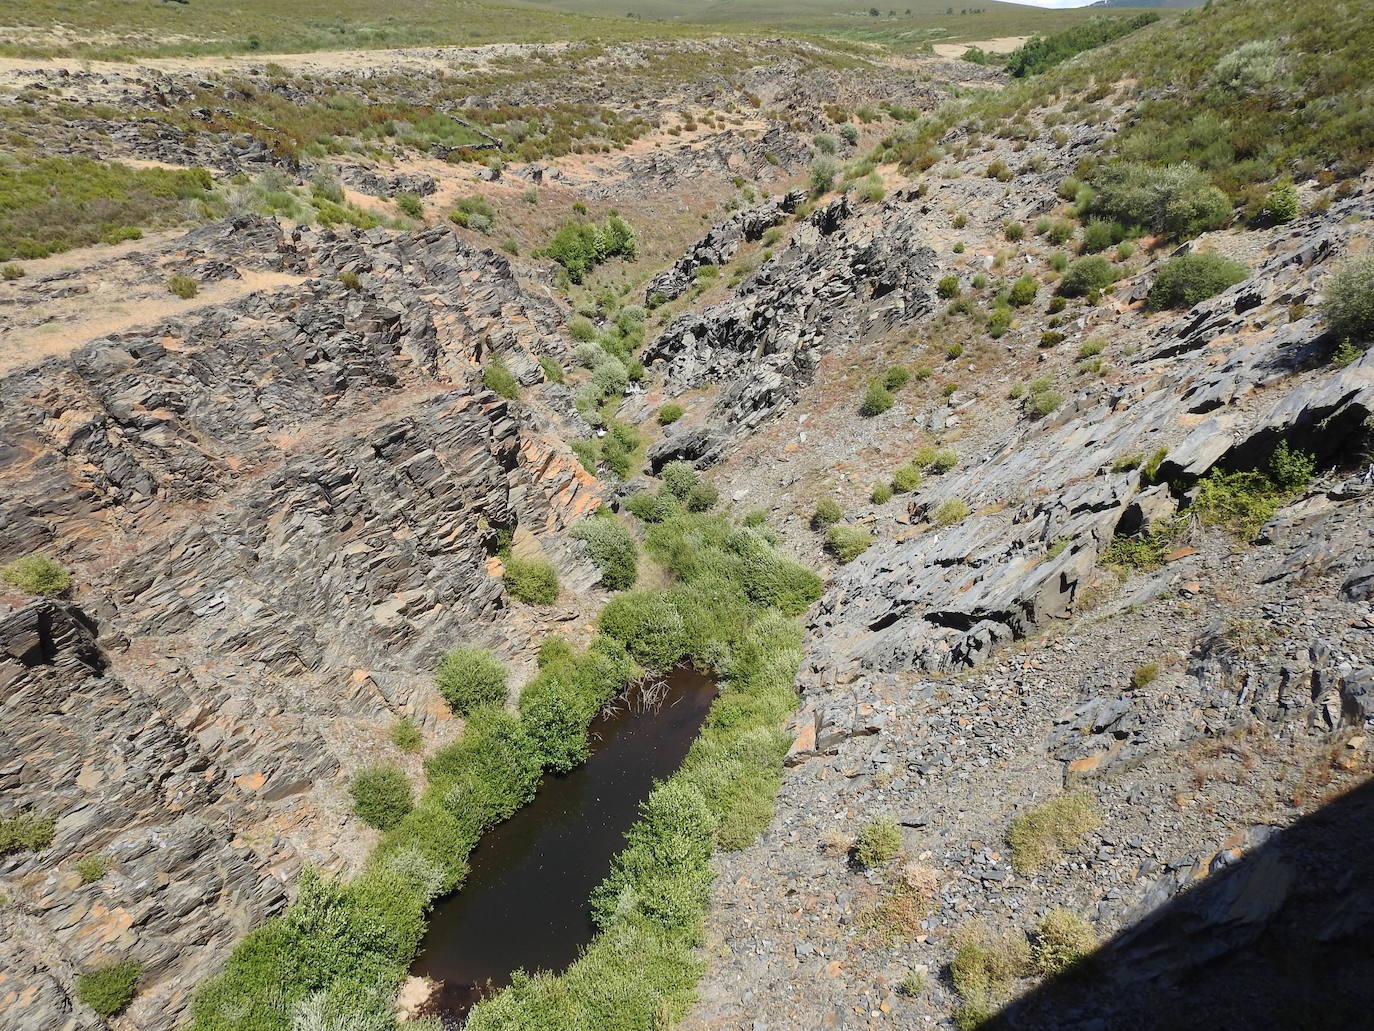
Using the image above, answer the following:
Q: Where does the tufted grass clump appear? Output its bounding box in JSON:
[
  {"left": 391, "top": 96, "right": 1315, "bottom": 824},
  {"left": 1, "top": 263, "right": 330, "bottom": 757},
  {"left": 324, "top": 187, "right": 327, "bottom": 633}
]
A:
[
  {"left": 950, "top": 923, "right": 1031, "bottom": 1031},
  {"left": 503, "top": 555, "right": 560, "bottom": 604},
  {"left": 871, "top": 482, "right": 894, "bottom": 505},
  {"left": 75, "top": 853, "right": 110, "bottom": 883},
  {"left": 811, "top": 497, "right": 843, "bottom": 530},
  {"left": 826, "top": 525, "right": 872, "bottom": 564},
  {"left": 1032, "top": 909, "right": 1097, "bottom": 974},
  {"left": 483, "top": 358, "right": 521, "bottom": 400},
  {"left": 77, "top": 960, "right": 141, "bottom": 1017},
  {"left": 351, "top": 765, "right": 413, "bottom": 831},
  {"left": 168, "top": 274, "right": 198, "bottom": 299},
  {"left": 853, "top": 816, "right": 903, "bottom": 868},
  {"left": 435, "top": 646, "right": 508, "bottom": 715},
  {"left": 891, "top": 464, "right": 923, "bottom": 493},
  {"left": 932, "top": 498, "right": 971, "bottom": 526},
  {"left": 2, "top": 554, "right": 71, "bottom": 596},
  {"left": 860, "top": 380, "right": 895, "bottom": 416},
  {"left": 1007, "top": 793, "right": 1101, "bottom": 874},
  {"left": 657, "top": 401, "right": 685, "bottom": 425},
  {"left": 390, "top": 717, "right": 422, "bottom": 753}
]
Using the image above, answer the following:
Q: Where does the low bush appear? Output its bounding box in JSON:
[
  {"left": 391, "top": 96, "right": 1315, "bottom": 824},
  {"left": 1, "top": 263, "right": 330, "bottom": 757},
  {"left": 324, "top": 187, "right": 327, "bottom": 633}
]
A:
[
  {"left": 860, "top": 381, "right": 894, "bottom": 416},
  {"left": 811, "top": 498, "right": 843, "bottom": 530},
  {"left": 571, "top": 518, "right": 638, "bottom": 590},
  {"left": 1028, "top": 388, "right": 1064, "bottom": 418},
  {"left": 449, "top": 194, "right": 494, "bottom": 228},
  {"left": 987, "top": 306, "right": 1012, "bottom": 338},
  {"left": 657, "top": 402, "right": 684, "bottom": 425},
  {"left": 77, "top": 961, "right": 141, "bottom": 1017},
  {"left": 1007, "top": 275, "right": 1038, "bottom": 307},
  {"left": 391, "top": 717, "right": 422, "bottom": 753},
  {"left": 435, "top": 646, "right": 507, "bottom": 715},
  {"left": 1033, "top": 909, "right": 1097, "bottom": 974},
  {"left": 1, "top": 262, "right": 23, "bottom": 279},
  {"left": 483, "top": 358, "right": 521, "bottom": 400},
  {"left": 1323, "top": 255, "right": 1374, "bottom": 343},
  {"left": 1078, "top": 338, "right": 1106, "bottom": 358},
  {"left": 1090, "top": 161, "right": 1232, "bottom": 239},
  {"left": 883, "top": 366, "right": 911, "bottom": 391},
  {"left": 950, "top": 924, "right": 1031, "bottom": 1030},
  {"left": 545, "top": 215, "right": 637, "bottom": 283},
  {"left": 853, "top": 817, "right": 903, "bottom": 867},
  {"left": 1079, "top": 218, "right": 1119, "bottom": 254},
  {"left": 168, "top": 275, "right": 198, "bottom": 299},
  {"left": 871, "top": 483, "right": 894, "bottom": 504},
  {"left": 937, "top": 275, "right": 961, "bottom": 299},
  {"left": 503, "top": 555, "right": 560, "bottom": 604},
  {"left": 1007, "top": 793, "right": 1100, "bottom": 873},
  {"left": 539, "top": 356, "right": 564, "bottom": 384},
  {"left": 395, "top": 193, "right": 424, "bottom": 218},
  {"left": 1146, "top": 253, "right": 1247, "bottom": 310},
  {"left": 826, "top": 525, "right": 872, "bottom": 564},
  {"left": 892, "top": 464, "right": 923, "bottom": 493},
  {"left": 0, "top": 810, "right": 55, "bottom": 856},
  {"left": 932, "top": 498, "right": 971, "bottom": 526},
  {"left": 1264, "top": 177, "right": 1299, "bottom": 224},
  {"left": 75, "top": 853, "right": 109, "bottom": 883},
  {"left": 931, "top": 448, "right": 958, "bottom": 474},
  {"left": 1131, "top": 662, "right": 1160, "bottom": 688},
  {"left": 1059, "top": 256, "right": 1115, "bottom": 297},
  {"left": 1004, "top": 220, "right": 1025, "bottom": 242},
  {"left": 2, "top": 554, "right": 71, "bottom": 596},
  {"left": 809, "top": 156, "right": 839, "bottom": 194},
  {"left": 351, "top": 766, "right": 413, "bottom": 830}
]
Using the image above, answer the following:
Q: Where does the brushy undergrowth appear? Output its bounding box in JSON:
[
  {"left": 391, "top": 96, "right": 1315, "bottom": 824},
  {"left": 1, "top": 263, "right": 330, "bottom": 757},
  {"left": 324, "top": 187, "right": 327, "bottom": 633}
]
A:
[
  {"left": 191, "top": 509, "right": 816, "bottom": 1031},
  {"left": 1, "top": 553, "right": 71, "bottom": 596},
  {"left": 1007, "top": 793, "right": 1101, "bottom": 874}
]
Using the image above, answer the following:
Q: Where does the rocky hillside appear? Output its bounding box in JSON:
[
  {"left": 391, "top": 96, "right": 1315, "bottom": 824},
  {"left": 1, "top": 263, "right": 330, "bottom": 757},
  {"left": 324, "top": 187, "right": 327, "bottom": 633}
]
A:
[{"left": 2, "top": 2, "right": 1373, "bottom": 1030}]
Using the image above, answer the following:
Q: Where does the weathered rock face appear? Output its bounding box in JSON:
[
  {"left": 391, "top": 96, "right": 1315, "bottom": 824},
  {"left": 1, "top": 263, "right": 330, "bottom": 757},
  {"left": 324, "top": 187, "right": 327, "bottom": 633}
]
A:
[
  {"left": 645, "top": 192, "right": 939, "bottom": 465},
  {"left": 805, "top": 187, "right": 1374, "bottom": 686},
  {"left": 643, "top": 198, "right": 788, "bottom": 304},
  {"left": 0, "top": 216, "right": 602, "bottom": 1030}
]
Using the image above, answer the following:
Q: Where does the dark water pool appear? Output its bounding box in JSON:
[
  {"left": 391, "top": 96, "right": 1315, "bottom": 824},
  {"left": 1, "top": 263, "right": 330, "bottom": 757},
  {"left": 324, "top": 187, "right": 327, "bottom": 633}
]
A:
[{"left": 411, "top": 666, "right": 717, "bottom": 1017}]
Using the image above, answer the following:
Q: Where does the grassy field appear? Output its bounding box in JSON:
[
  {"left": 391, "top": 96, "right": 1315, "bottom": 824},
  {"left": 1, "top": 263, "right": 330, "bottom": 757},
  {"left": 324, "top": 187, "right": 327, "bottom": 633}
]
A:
[{"left": 0, "top": 0, "right": 1167, "bottom": 58}]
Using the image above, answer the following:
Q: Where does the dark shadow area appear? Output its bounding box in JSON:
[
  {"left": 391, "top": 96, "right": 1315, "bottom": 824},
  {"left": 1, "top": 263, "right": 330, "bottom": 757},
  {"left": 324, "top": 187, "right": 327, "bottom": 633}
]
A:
[{"left": 997, "top": 776, "right": 1374, "bottom": 1031}]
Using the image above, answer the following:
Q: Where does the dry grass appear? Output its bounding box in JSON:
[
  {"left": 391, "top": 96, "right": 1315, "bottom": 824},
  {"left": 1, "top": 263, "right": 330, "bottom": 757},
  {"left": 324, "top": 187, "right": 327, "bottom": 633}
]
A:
[{"left": 1006, "top": 792, "right": 1100, "bottom": 874}]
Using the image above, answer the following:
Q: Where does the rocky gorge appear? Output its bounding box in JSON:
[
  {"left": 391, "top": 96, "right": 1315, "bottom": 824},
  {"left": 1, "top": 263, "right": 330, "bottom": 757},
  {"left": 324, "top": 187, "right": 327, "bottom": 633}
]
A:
[{"left": 2, "top": 4, "right": 1373, "bottom": 1030}]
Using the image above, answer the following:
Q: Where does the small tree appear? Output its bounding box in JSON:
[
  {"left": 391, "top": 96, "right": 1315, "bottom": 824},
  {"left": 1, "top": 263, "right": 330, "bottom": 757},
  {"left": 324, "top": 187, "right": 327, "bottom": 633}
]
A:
[
  {"left": 1264, "top": 177, "right": 1299, "bottom": 223},
  {"left": 435, "top": 646, "right": 508, "bottom": 715}
]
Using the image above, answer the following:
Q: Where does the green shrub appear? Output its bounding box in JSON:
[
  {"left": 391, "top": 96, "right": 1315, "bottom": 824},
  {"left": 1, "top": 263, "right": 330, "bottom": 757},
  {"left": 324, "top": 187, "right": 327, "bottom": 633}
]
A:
[
  {"left": 809, "top": 156, "right": 839, "bottom": 194},
  {"left": 947, "top": 341, "right": 965, "bottom": 359},
  {"left": 391, "top": 717, "right": 422, "bottom": 753},
  {"left": 811, "top": 498, "right": 843, "bottom": 530},
  {"left": 871, "top": 483, "right": 894, "bottom": 504},
  {"left": 435, "top": 646, "right": 507, "bottom": 715},
  {"left": 1079, "top": 218, "right": 1119, "bottom": 254},
  {"left": 987, "top": 306, "right": 1012, "bottom": 338},
  {"left": 1131, "top": 662, "right": 1160, "bottom": 688},
  {"left": 1090, "top": 161, "right": 1231, "bottom": 239},
  {"left": 449, "top": 194, "right": 494, "bottom": 228},
  {"left": 1264, "top": 177, "right": 1299, "bottom": 223},
  {"left": 599, "top": 591, "right": 688, "bottom": 671},
  {"left": 572, "top": 518, "right": 638, "bottom": 590},
  {"left": 685, "top": 481, "right": 719, "bottom": 513},
  {"left": 395, "top": 193, "right": 424, "bottom": 218},
  {"left": 931, "top": 448, "right": 958, "bottom": 474},
  {"left": 1331, "top": 338, "right": 1363, "bottom": 367},
  {"left": 504, "top": 555, "right": 559, "bottom": 604},
  {"left": 860, "top": 381, "right": 895, "bottom": 416},
  {"left": 75, "top": 853, "right": 109, "bottom": 883},
  {"left": 883, "top": 366, "right": 911, "bottom": 391},
  {"left": 1, "top": 262, "right": 23, "bottom": 279},
  {"left": 1033, "top": 910, "right": 1097, "bottom": 974},
  {"left": 1004, "top": 221, "right": 1025, "bottom": 242},
  {"left": 351, "top": 766, "right": 413, "bottom": 830},
  {"left": 483, "top": 358, "right": 521, "bottom": 400},
  {"left": 1323, "top": 255, "right": 1374, "bottom": 342},
  {"left": 1007, "top": 793, "right": 1100, "bottom": 873},
  {"left": 1078, "top": 338, "right": 1106, "bottom": 358},
  {"left": 1007, "top": 275, "right": 1037, "bottom": 307},
  {"left": 0, "top": 810, "right": 55, "bottom": 856},
  {"left": 539, "top": 355, "right": 564, "bottom": 384},
  {"left": 1059, "top": 256, "right": 1115, "bottom": 297},
  {"left": 2, "top": 554, "right": 71, "bottom": 596},
  {"left": 891, "top": 464, "right": 923, "bottom": 493},
  {"left": 826, "top": 525, "right": 872, "bottom": 563},
  {"left": 853, "top": 816, "right": 903, "bottom": 867},
  {"left": 658, "top": 402, "right": 685, "bottom": 425},
  {"left": 1028, "top": 388, "right": 1064, "bottom": 418},
  {"left": 1040, "top": 331, "right": 1066, "bottom": 348},
  {"left": 937, "top": 275, "right": 960, "bottom": 299},
  {"left": 168, "top": 275, "right": 198, "bottom": 299},
  {"left": 1146, "top": 253, "right": 1247, "bottom": 310},
  {"left": 338, "top": 270, "right": 362, "bottom": 291},
  {"left": 932, "top": 498, "right": 971, "bottom": 526},
  {"left": 742, "top": 509, "right": 768, "bottom": 527},
  {"left": 545, "top": 215, "right": 637, "bottom": 283},
  {"left": 77, "top": 961, "right": 141, "bottom": 1017},
  {"left": 1047, "top": 219, "right": 1075, "bottom": 246}
]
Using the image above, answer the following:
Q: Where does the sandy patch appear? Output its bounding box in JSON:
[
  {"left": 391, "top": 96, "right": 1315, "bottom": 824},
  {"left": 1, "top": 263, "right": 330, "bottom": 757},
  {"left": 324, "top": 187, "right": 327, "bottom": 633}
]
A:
[{"left": 930, "top": 36, "right": 1028, "bottom": 59}]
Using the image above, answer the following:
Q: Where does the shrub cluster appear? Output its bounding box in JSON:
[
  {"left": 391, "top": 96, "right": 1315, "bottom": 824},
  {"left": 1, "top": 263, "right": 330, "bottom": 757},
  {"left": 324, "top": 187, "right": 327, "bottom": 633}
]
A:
[
  {"left": 1058, "top": 256, "right": 1115, "bottom": 297},
  {"left": 351, "top": 766, "right": 414, "bottom": 831},
  {"left": 1089, "top": 161, "right": 1231, "bottom": 240},
  {"left": 1005, "top": 12, "right": 1160, "bottom": 77},
  {"left": 77, "top": 961, "right": 141, "bottom": 1017},
  {"left": 1190, "top": 442, "right": 1315, "bottom": 539},
  {"left": 1323, "top": 255, "right": 1374, "bottom": 343},
  {"left": 435, "top": 646, "right": 508, "bottom": 715},
  {"left": 571, "top": 516, "right": 638, "bottom": 590},
  {"left": 504, "top": 555, "right": 560, "bottom": 604},
  {"left": 545, "top": 215, "right": 637, "bottom": 283},
  {"left": 1146, "top": 252, "right": 1247, "bottom": 311},
  {"left": 0, "top": 809, "right": 55, "bottom": 856}
]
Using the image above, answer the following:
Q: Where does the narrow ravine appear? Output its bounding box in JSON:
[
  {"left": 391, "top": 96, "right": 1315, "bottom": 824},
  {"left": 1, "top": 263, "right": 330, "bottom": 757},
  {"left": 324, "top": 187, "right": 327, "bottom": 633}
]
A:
[{"left": 412, "top": 668, "right": 718, "bottom": 1017}]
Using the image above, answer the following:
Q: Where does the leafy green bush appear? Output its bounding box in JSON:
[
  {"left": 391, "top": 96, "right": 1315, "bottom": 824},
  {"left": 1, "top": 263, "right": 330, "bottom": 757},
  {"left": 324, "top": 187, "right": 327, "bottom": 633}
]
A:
[
  {"left": 657, "top": 402, "right": 685, "bottom": 425},
  {"left": 860, "top": 381, "right": 894, "bottom": 416},
  {"left": 168, "top": 275, "right": 198, "bottom": 299},
  {"left": 351, "top": 766, "right": 413, "bottom": 830},
  {"left": 571, "top": 518, "right": 638, "bottom": 590},
  {"left": 504, "top": 555, "right": 560, "bottom": 604},
  {"left": 395, "top": 193, "right": 424, "bottom": 218},
  {"left": 2, "top": 554, "right": 71, "bottom": 596},
  {"left": 853, "top": 817, "right": 903, "bottom": 867},
  {"left": 449, "top": 194, "right": 494, "bottom": 228},
  {"left": 0, "top": 810, "right": 55, "bottom": 856},
  {"left": 809, "top": 156, "right": 839, "bottom": 194},
  {"left": 391, "top": 717, "right": 422, "bottom": 753},
  {"left": 539, "top": 355, "right": 565, "bottom": 384},
  {"left": 987, "top": 306, "right": 1012, "bottom": 338},
  {"left": 1090, "top": 161, "right": 1231, "bottom": 239},
  {"left": 1007, "top": 275, "right": 1037, "bottom": 307},
  {"left": 599, "top": 591, "right": 689, "bottom": 671},
  {"left": 811, "top": 498, "right": 842, "bottom": 530},
  {"left": 685, "top": 481, "right": 719, "bottom": 513},
  {"left": 1264, "top": 177, "right": 1299, "bottom": 223},
  {"left": 883, "top": 366, "right": 911, "bottom": 391},
  {"left": 77, "top": 961, "right": 141, "bottom": 1017},
  {"left": 545, "top": 215, "right": 637, "bottom": 283},
  {"left": 826, "top": 525, "right": 872, "bottom": 563},
  {"left": 937, "top": 275, "right": 960, "bottom": 299},
  {"left": 1323, "top": 255, "right": 1374, "bottom": 342},
  {"left": 483, "top": 358, "right": 521, "bottom": 400},
  {"left": 1146, "top": 253, "right": 1247, "bottom": 310},
  {"left": 1079, "top": 218, "right": 1119, "bottom": 254},
  {"left": 1004, "top": 220, "right": 1025, "bottom": 242},
  {"left": 1, "top": 262, "right": 23, "bottom": 279},
  {"left": 75, "top": 853, "right": 109, "bottom": 883},
  {"left": 1191, "top": 443, "right": 1315, "bottom": 539},
  {"left": 1007, "top": 793, "right": 1100, "bottom": 873},
  {"left": 1059, "top": 256, "right": 1115, "bottom": 297},
  {"left": 435, "top": 646, "right": 508, "bottom": 715}
]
